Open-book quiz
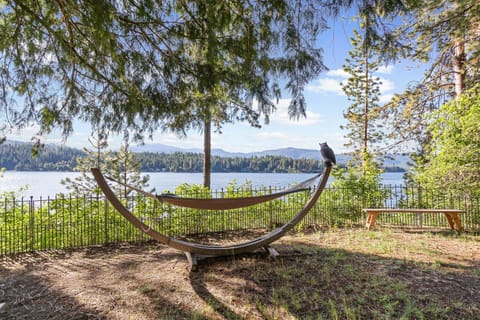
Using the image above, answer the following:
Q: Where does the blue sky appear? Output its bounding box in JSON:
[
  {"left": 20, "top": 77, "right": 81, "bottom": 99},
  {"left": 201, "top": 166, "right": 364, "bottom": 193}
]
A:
[{"left": 8, "top": 15, "right": 425, "bottom": 154}]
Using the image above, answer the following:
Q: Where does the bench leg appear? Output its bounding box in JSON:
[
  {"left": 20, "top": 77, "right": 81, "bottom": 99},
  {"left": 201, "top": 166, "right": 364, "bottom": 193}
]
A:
[
  {"left": 365, "top": 213, "right": 372, "bottom": 229},
  {"left": 443, "top": 213, "right": 456, "bottom": 230},
  {"left": 264, "top": 246, "right": 279, "bottom": 259},
  {"left": 365, "top": 212, "right": 378, "bottom": 230},
  {"left": 450, "top": 213, "right": 463, "bottom": 231}
]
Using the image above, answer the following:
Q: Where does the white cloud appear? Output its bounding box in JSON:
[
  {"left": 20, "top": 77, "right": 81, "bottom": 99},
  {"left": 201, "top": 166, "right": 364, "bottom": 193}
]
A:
[
  {"left": 379, "top": 78, "right": 395, "bottom": 92},
  {"left": 306, "top": 78, "right": 345, "bottom": 95},
  {"left": 307, "top": 74, "right": 395, "bottom": 104},
  {"left": 326, "top": 69, "right": 349, "bottom": 78},
  {"left": 269, "top": 99, "right": 324, "bottom": 125},
  {"left": 377, "top": 65, "right": 394, "bottom": 75},
  {"left": 306, "top": 68, "right": 349, "bottom": 95},
  {"left": 379, "top": 93, "right": 394, "bottom": 104},
  {"left": 308, "top": 65, "right": 396, "bottom": 99},
  {"left": 255, "top": 131, "right": 288, "bottom": 139}
]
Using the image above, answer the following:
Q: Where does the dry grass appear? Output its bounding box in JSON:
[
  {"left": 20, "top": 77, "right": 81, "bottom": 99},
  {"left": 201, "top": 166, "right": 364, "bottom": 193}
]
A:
[{"left": 1, "top": 228, "right": 479, "bottom": 319}]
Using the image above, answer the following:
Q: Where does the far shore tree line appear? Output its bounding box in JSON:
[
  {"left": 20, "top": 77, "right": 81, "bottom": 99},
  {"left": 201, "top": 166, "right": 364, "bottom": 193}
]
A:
[{"left": 0, "top": 141, "right": 408, "bottom": 174}]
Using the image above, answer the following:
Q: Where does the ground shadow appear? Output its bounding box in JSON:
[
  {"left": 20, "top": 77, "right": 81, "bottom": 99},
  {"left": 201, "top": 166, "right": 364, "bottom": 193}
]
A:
[
  {"left": 0, "top": 243, "right": 198, "bottom": 319},
  {"left": 0, "top": 265, "right": 103, "bottom": 319},
  {"left": 188, "top": 251, "right": 272, "bottom": 319}
]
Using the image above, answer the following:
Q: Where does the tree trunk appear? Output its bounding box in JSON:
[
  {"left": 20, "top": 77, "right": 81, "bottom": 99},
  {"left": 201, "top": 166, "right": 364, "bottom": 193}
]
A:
[
  {"left": 362, "top": 49, "right": 369, "bottom": 176},
  {"left": 203, "top": 118, "right": 211, "bottom": 189},
  {"left": 452, "top": 40, "right": 466, "bottom": 98}
]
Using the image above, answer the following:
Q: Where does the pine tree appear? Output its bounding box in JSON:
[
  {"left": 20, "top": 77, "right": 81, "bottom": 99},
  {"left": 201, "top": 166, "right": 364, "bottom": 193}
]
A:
[
  {"left": 62, "top": 133, "right": 153, "bottom": 197},
  {"left": 374, "top": 1, "right": 480, "bottom": 149},
  {"left": 61, "top": 133, "right": 112, "bottom": 196},
  {"left": 340, "top": 25, "right": 385, "bottom": 175},
  {"left": 109, "top": 137, "right": 153, "bottom": 198}
]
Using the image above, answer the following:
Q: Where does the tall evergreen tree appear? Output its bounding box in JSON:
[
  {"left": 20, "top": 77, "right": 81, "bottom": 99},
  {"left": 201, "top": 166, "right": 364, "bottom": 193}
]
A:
[{"left": 341, "top": 24, "right": 384, "bottom": 175}]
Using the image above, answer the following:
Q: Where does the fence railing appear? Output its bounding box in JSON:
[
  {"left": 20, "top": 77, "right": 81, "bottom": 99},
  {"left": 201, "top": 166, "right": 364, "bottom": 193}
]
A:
[{"left": 1, "top": 185, "right": 479, "bottom": 255}]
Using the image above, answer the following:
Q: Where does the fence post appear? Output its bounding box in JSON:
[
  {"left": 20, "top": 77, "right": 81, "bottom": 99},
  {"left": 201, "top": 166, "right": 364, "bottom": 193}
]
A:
[
  {"left": 29, "top": 196, "right": 35, "bottom": 252},
  {"left": 221, "top": 188, "right": 225, "bottom": 232},
  {"left": 417, "top": 185, "right": 423, "bottom": 228},
  {"left": 269, "top": 186, "right": 273, "bottom": 229},
  {"left": 104, "top": 196, "right": 109, "bottom": 244},
  {"left": 361, "top": 185, "right": 366, "bottom": 210}
]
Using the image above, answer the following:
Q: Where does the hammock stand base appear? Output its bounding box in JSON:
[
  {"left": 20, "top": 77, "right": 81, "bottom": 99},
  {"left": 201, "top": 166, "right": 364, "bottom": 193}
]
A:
[
  {"left": 185, "top": 246, "right": 279, "bottom": 271},
  {"left": 91, "top": 163, "right": 331, "bottom": 271}
]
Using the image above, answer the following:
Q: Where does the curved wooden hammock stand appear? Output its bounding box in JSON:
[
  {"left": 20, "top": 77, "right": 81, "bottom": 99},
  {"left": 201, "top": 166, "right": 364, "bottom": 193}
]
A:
[{"left": 91, "top": 163, "right": 332, "bottom": 270}]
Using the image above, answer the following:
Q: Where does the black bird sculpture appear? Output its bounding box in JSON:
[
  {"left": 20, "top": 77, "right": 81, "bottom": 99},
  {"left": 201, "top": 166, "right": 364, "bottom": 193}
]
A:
[{"left": 320, "top": 142, "right": 336, "bottom": 166}]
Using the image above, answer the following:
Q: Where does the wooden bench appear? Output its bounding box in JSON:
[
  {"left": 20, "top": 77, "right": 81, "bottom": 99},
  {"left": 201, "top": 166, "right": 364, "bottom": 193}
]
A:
[{"left": 363, "top": 208, "right": 463, "bottom": 231}]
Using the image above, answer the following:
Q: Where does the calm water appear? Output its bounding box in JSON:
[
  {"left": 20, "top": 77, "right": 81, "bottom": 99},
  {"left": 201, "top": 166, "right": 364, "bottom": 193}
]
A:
[{"left": 0, "top": 171, "right": 406, "bottom": 198}]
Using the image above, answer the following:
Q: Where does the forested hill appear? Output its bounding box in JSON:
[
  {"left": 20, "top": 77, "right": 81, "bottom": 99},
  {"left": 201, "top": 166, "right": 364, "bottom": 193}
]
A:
[
  {"left": 0, "top": 141, "right": 406, "bottom": 173},
  {"left": 136, "top": 152, "right": 325, "bottom": 173},
  {"left": 0, "top": 142, "right": 84, "bottom": 171}
]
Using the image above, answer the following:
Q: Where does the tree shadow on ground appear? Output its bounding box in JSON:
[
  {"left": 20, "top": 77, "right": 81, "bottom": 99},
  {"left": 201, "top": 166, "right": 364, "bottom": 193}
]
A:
[
  {"left": 0, "top": 244, "right": 199, "bottom": 319},
  {"left": 0, "top": 265, "right": 102, "bottom": 319},
  {"left": 188, "top": 239, "right": 480, "bottom": 319},
  {"left": 188, "top": 251, "right": 272, "bottom": 320}
]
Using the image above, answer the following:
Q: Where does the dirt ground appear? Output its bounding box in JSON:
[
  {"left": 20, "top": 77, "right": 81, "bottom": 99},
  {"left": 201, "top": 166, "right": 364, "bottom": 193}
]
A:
[{"left": 1, "top": 228, "right": 479, "bottom": 319}]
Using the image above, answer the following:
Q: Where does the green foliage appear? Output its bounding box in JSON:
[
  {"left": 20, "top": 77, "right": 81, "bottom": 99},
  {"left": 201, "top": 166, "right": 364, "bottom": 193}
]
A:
[
  {"left": 414, "top": 85, "right": 480, "bottom": 196},
  {"left": 138, "top": 152, "right": 325, "bottom": 173},
  {"left": 0, "top": 194, "right": 155, "bottom": 253},
  {"left": 378, "top": 1, "right": 480, "bottom": 150},
  {"left": 2, "top": 181, "right": 479, "bottom": 255},
  {"left": 61, "top": 135, "right": 154, "bottom": 198},
  {"left": 0, "top": 0, "right": 327, "bottom": 143},
  {"left": 161, "top": 180, "right": 308, "bottom": 236},
  {"left": 339, "top": 16, "right": 385, "bottom": 197},
  {"left": 324, "top": 153, "right": 388, "bottom": 226},
  {"left": 0, "top": 180, "right": 312, "bottom": 254}
]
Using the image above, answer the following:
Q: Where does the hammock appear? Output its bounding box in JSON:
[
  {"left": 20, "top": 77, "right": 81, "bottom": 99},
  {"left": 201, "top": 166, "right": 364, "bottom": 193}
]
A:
[
  {"left": 100, "top": 170, "right": 323, "bottom": 210},
  {"left": 91, "top": 146, "right": 334, "bottom": 270},
  {"left": 91, "top": 163, "right": 331, "bottom": 257}
]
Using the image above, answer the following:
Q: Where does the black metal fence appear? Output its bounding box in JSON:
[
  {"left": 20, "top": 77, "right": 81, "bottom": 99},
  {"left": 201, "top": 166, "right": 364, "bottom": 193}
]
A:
[{"left": 1, "top": 185, "right": 479, "bottom": 255}]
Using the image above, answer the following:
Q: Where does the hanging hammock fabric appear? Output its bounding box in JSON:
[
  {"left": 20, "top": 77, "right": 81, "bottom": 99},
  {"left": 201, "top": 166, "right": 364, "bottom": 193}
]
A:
[{"left": 101, "top": 171, "right": 322, "bottom": 210}]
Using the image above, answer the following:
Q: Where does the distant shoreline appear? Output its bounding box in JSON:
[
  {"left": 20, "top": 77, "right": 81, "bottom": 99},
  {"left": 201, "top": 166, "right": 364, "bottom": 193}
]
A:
[{"left": 3, "top": 167, "right": 406, "bottom": 173}]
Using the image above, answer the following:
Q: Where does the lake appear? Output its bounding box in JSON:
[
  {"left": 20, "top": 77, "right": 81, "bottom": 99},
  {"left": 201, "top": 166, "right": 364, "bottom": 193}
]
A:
[{"left": 0, "top": 171, "right": 406, "bottom": 198}]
